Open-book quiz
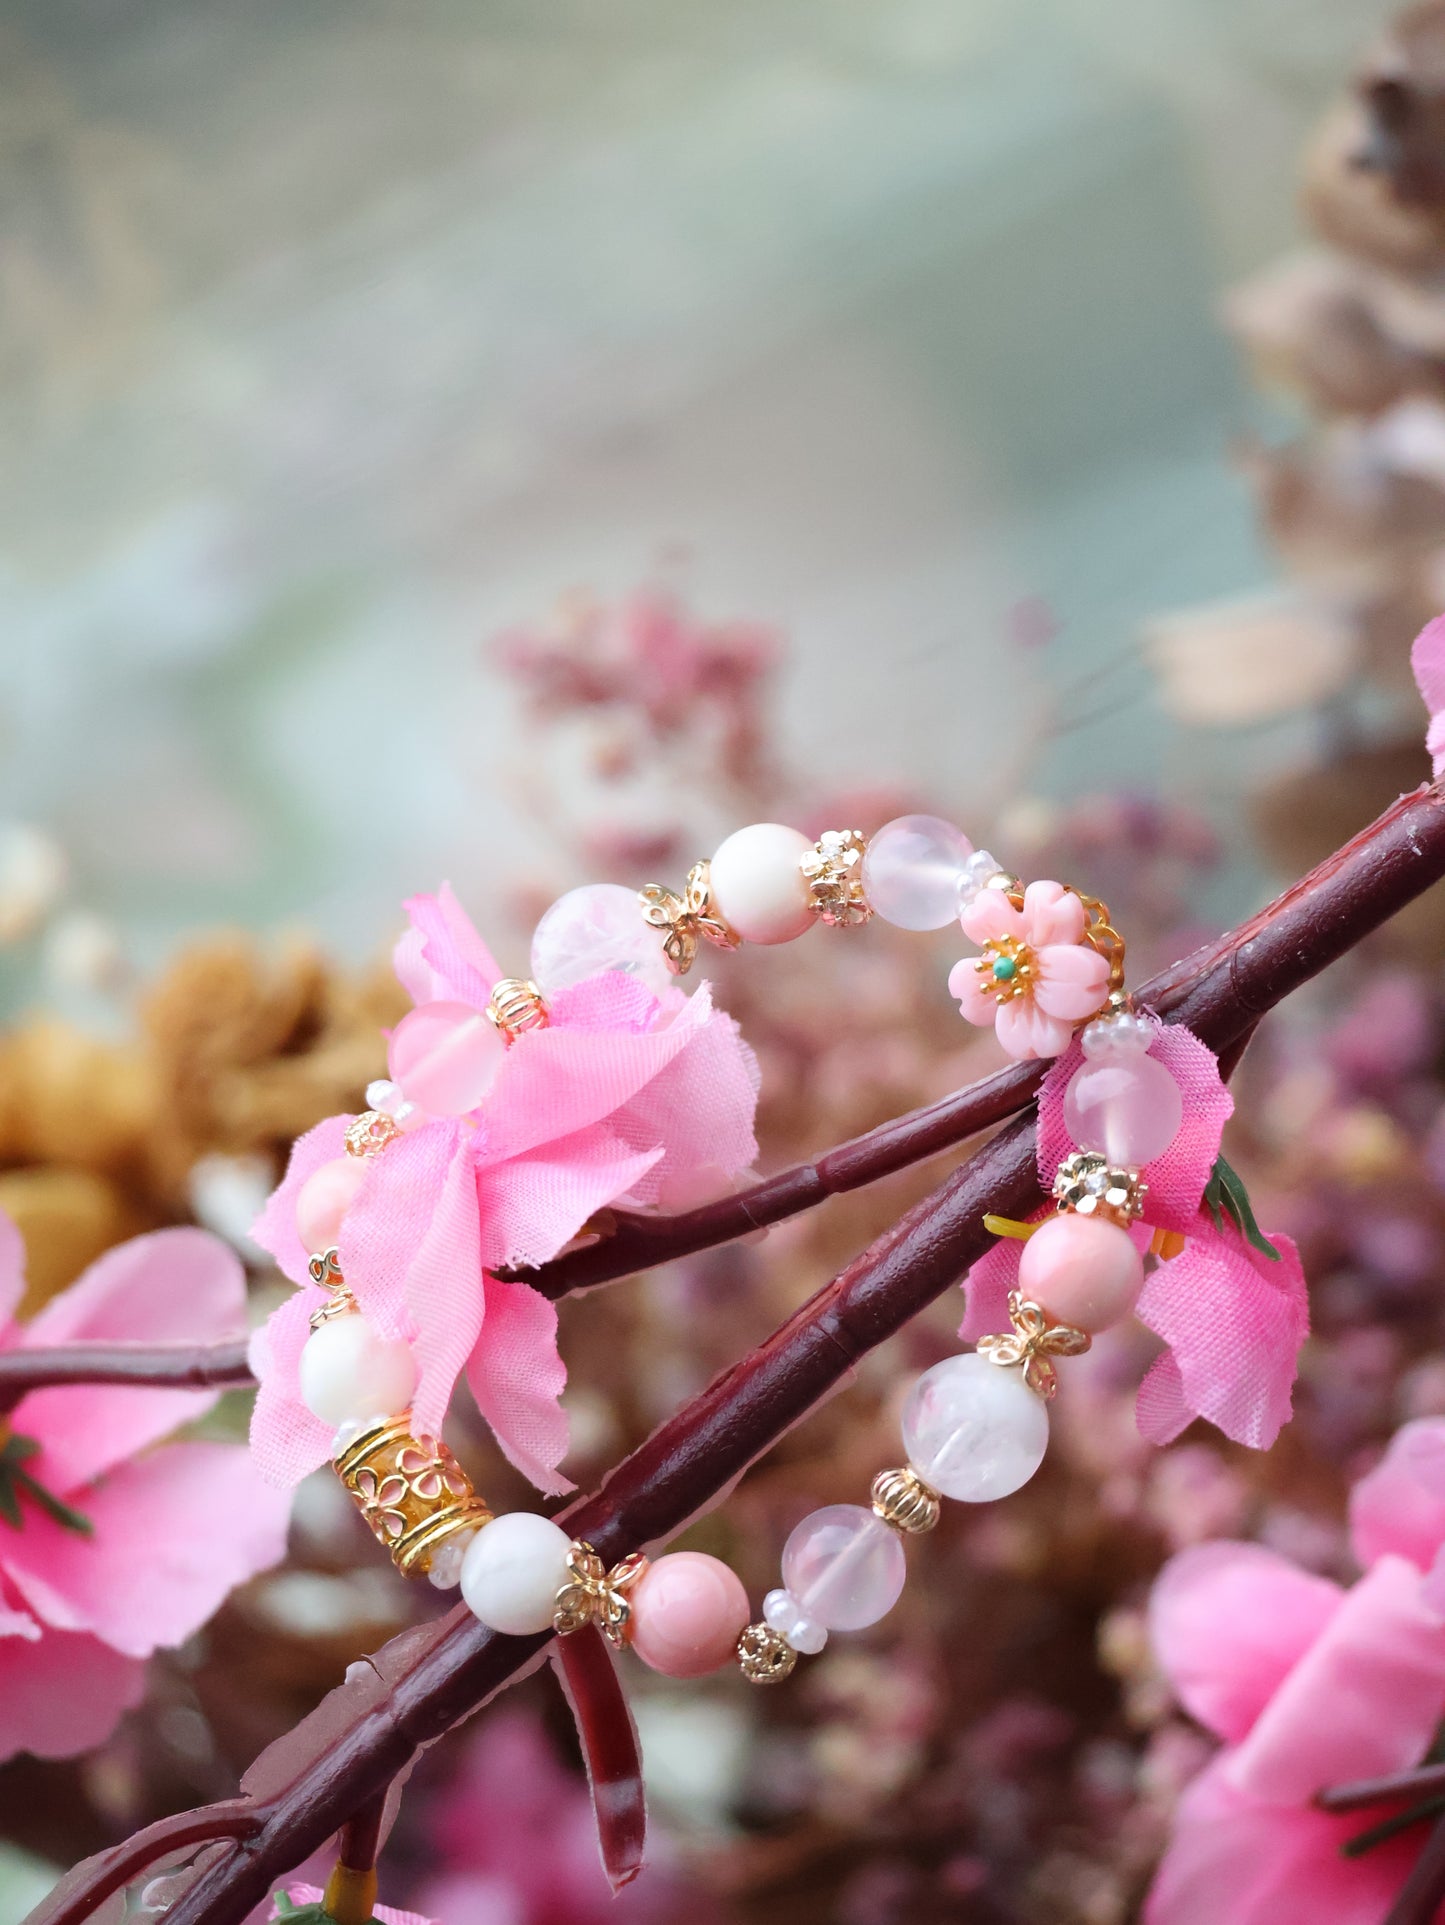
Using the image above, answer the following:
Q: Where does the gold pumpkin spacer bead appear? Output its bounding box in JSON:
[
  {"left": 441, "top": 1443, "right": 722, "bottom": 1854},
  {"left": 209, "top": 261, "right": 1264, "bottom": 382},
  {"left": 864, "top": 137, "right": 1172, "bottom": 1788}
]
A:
[
  {"left": 487, "top": 976, "right": 550, "bottom": 1043},
  {"left": 736, "top": 1620, "right": 798, "bottom": 1684},
  {"left": 870, "top": 1466, "right": 942, "bottom": 1534}
]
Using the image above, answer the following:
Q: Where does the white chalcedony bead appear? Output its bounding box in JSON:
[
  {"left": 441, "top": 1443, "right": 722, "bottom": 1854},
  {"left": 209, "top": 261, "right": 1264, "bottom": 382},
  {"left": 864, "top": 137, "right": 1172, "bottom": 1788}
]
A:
[
  {"left": 1080, "top": 1012, "right": 1153, "bottom": 1059},
  {"left": 955, "top": 847, "right": 1004, "bottom": 911},
  {"left": 708, "top": 823, "right": 815, "bottom": 945},
  {"left": 427, "top": 1527, "right": 479, "bottom": 1591},
  {"left": 460, "top": 1511, "right": 573, "bottom": 1635},
  {"left": 763, "top": 1586, "right": 828, "bottom": 1654},
  {"left": 780, "top": 1503, "right": 907, "bottom": 1632},
  {"left": 531, "top": 882, "right": 675, "bottom": 996},
  {"left": 901, "top": 1352, "right": 1049, "bottom": 1502},
  {"left": 298, "top": 1315, "right": 417, "bottom": 1431},
  {"left": 861, "top": 815, "right": 975, "bottom": 931}
]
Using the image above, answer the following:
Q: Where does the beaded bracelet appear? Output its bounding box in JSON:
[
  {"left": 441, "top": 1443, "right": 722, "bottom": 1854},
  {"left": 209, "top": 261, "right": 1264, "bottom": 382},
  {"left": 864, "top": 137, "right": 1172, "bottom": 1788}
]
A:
[{"left": 258, "top": 810, "right": 1269, "bottom": 1691}]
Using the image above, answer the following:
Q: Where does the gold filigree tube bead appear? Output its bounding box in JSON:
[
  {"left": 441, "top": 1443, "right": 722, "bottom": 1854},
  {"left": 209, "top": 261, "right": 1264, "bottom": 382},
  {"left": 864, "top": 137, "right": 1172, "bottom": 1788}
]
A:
[{"left": 334, "top": 1415, "right": 492, "bottom": 1578}]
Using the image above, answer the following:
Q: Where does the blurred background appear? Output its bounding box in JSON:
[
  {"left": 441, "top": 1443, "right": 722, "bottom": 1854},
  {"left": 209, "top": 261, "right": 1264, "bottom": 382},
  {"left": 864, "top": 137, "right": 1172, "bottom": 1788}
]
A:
[{"left": 9, "top": 1, "right": 1445, "bottom": 1921}]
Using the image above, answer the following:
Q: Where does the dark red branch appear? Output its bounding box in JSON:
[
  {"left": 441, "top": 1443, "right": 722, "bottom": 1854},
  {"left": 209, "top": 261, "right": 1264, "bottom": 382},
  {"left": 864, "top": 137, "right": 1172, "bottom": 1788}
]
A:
[
  {"left": 30, "top": 780, "right": 1445, "bottom": 1925},
  {"left": 0, "top": 1342, "right": 254, "bottom": 1414},
  {"left": 1384, "top": 1810, "right": 1445, "bottom": 1925}
]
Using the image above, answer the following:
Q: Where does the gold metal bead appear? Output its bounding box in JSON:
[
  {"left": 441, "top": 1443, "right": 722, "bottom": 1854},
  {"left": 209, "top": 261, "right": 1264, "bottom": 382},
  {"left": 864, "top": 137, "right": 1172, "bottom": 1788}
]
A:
[
  {"left": 638, "top": 860, "right": 740, "bottom": 975},
  {"left": 800, "top": 829, "right": 872, "bottom": 928},
  {"left": 737, "top": 1621, "right": 798, "bottom": 1684},
  {"left": 976, "top": 1290, "right": 1091, "bottom": 1400},
  {"left": 306, "top": 1247, "right": 358, "bottom": 1329},
  {"left": 334, "top": 1415, "right": 492, "bottom": 1578},
  {"left": 870, "top": 1466, "right": 942, "bottom": 1534},
  {"left": 1052, "top": 1150, "right": 1147, "bottom": 1228},
  {"left": 345, "top": 1110, "right": 402, "bottom": 1158},
  {"left": 552, "top": 1542, "right": 649, "bottom": 1647},
  {"left": 487, "top": 977, "right": 550, "bottom": 1043}
]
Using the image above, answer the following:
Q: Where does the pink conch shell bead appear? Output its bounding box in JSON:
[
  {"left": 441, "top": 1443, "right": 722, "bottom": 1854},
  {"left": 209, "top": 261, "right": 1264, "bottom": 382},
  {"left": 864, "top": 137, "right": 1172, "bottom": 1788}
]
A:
[
  {"left": 628, "top": 1551, "right": 751, "bottom": 1678},
  {"left": 387, "top": 999, "right": 506, "bottom": 1116},
  {"left": 295, "top": 1154, "right": 367, "bottom": 1254},
  {"left": 1018, "top": 1211, "right": 1144, "bottom": 1334}
]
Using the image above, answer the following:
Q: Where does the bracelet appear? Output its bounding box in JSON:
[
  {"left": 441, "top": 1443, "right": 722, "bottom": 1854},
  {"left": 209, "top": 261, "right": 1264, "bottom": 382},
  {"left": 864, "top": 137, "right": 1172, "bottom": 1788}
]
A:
[{"left": 249, "top": 812, "right": 1297, "bottom": 1694}]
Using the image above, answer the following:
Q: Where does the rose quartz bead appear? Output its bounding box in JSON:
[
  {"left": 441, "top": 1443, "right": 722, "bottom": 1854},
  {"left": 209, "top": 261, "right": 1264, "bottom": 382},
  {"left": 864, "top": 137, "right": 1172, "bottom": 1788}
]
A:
[
  {"left": 1062, "top": 1050, "right": 1183, "bottom": 1167},
  {"left": 1018, "top": 1211, "right": 1144, "bottom": 1333},
  {"left": 861, "top": 814, "right": 975, "bottom": 930},
  {"left": 387, "top": 999, "right": 505, "bottom": 1116},
  {"left": 781, "top": 1503, "right": 906, "bottom": 1631},
  {"left": 295, "top": 1154, "right": 367, "bottom": 1254},
  {"left": 708, "top": 823, "right": 815, "bottom": 945},
  {"left": 627, "top": 1552, "right": 751, "bottom": 1678}
]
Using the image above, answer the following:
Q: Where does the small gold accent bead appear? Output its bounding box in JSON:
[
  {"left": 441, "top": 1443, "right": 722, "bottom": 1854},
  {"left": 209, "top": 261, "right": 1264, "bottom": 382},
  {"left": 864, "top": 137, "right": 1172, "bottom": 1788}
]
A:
[
  {"left": 487, "top": 977, "right": 550, "bottom": 1043},
  {"left": 976, "top": 1289, "right": 1091, "bottom": 1400},
  {"left": 737, "top": 1621, "right": 798, "bottom": 1684},
  {"left": 800, "top": 829, "right": 872, "bottom": 928},
  {"left": 870, "top": 1466, "right": 942, "bottom": 1534},
  {"left": 638, "top": 861, "right": 740, "bottom": 975},
  {"left": 552, "top": 1542, "right": 649, "bottom": 1647},
  {"left": 1052, "top": 1150, "right": 1147, "bottom": 1227},
  {"left": 334, "top": 1414, "right": 492, "bottom": 1578},
  {"left": 345, "top": 1110, "right": 402, "bottom": 1158}
]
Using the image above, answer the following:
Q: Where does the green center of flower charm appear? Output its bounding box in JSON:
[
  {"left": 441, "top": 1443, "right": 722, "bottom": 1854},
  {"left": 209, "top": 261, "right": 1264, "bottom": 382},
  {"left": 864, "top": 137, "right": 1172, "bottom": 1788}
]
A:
[{"left": 975, "top": 935, "right": 1034, "bottom": 1004}]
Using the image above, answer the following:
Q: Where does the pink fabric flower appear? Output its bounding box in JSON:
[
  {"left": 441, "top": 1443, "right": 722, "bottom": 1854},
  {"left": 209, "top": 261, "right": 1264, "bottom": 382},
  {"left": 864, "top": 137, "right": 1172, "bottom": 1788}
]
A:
[
  {"left": 949, "top": 880, "right": 1111, "bottom": 1060},
  {"left": 250, "top": 886, "right": 759, "bottom": 1494},
  {"left": 962, "top": 1022, "right": 1309, "bottom": 1449},
  {"left": 1411, "top": 611, "right": 1445, "bottom": 776},
  {"left": 0, "top": 1215, "right": 291, "bottom": 1762},
  {"left": 1146, "top": 1425, "right": 1445, "bottom": 1922},
  {"left": 273, "top": 1886, "right": 432, "bottom": 1925}
]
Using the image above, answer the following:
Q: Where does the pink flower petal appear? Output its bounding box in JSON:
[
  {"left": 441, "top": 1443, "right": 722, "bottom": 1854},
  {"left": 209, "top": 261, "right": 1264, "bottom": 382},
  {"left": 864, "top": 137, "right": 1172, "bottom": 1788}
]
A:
[
  {"left": 1135, "top": 1349, "right": 1194, "bottom": 1447},
  {"left": 948, "top": 958, "right": 1002, "bottom": 1026},
  {"left": 1144, "top": 1755, "right": 1422, "bottom": 1925},
  {"left": 14, "top": 1229, "right": 249, "bottom": 1494},
  {"left": 1225, "top": 1554, "right": 1445, "bottom": 1806},
  {"left": 401, "top": 1134, "right": 487, "bottom": 1442},
  {"left": 401, "top": 884, "right": 502, "bottom": 1010},
  {"left": 995, "top": 996, "right": 1072, "bottom": 1061},
  {"left": 1349, "top": 1418, "right": 1445, "bottom": 1573},
  {"left": 1017, "top": 879, "right": 1086, "bottom": 949},
  {"left": 1412, "top": 613, "right": 1445, "bottom": 778},
  {"left": 959, "top": 1235, "right": 1024, "bottom": 1344},
  {"left": 1038, "top": 1024, "right": 1233, "bottom": 1236},
  {"left": 0, "top": 1625, "right": 146, "bottom": 1764},
  {"left": 1149, "top": 1542, "right": 1343, "bottom": 1745},
  {"left": 250, "top": 1114, "right": 354, "bottom": 1287},
  {"left": 959, "top": 890, "right": 1025, "bottom": 947},
  {"left": 2, "top": 1441, "right": 290, "bottom": 1658},
  {"left": 1033, "top": 942, "right": 1111, "bottom": 1021},
  {"left": 247, "top": 1288, "right": 336, "bottom": 1488},
  {"left": 1135, "top": 1225, "right": 1308, "bottom": 1450},
  {"left": 467, "top": 1278, "right": 572, "bottom": 1495},
  {"left": 342, "top": 1120, "right": 468, "bottom": 1343},
  {"left": 474, "top": 1133, "right": 662, "bottom": 1278}
]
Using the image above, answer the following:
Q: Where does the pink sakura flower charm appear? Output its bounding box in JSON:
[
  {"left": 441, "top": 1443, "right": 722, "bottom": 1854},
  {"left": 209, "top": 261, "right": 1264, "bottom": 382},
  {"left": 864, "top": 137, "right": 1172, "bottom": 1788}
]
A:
[
  {"left": 948, "top": 879, "right": 1111, "bottom": 1061},
  {"left": 1146, "top": 1418, "right": 1445, "bottom": 1924},
  {"left": 0, "top": 1215, "right": 290, "bottom": 1763}
]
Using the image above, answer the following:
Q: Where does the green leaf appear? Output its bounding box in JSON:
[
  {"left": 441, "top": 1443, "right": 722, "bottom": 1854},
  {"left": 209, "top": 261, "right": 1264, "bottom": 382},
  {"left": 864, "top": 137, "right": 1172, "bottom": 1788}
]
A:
[
  {"left": 0, "top": 1432, "right": 93, "bottom": 1534},
  {"left": 269, "top": 1896, "right": 380, "bottom": 1925},
  {"left": 1203, "top": 1154, "right": 1280, "bottom": 1262}
]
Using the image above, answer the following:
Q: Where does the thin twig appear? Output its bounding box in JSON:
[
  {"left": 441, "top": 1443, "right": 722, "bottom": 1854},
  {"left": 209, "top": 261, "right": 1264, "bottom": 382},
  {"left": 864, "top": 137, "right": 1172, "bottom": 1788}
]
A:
[
  {"left": 29, "top": 779, "right": 1445, "bottom": 1925},
  {"left": 1321, "top": 1761, "right": 1445, "bottom": 1814},
  {"left": 0, "top": 1342, "right": 254, "bottom": 1414},
  {"left": 1384, "top": 1809, "right": 1445, "bottom": 1925}
]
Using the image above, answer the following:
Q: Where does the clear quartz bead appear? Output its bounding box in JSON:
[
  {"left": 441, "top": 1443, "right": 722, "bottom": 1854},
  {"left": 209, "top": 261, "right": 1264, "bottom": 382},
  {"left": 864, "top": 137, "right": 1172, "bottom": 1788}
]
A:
[
  {"left": 901, "top": 1352, "right": 1049, "bottom": 1502},
  {"left": 763, "top": 1586, "right": 828, "bottom": 1654},
  {"left": 956, "top": 848, "right": 1005, "bottom": 911},
  {"left": 530, "top": 883, "right": 675, "bottom": 996},
  {"left": 1063, "top": 1050, "right": 1184, "bottom": 1165},
  {"left": 861, "top": 815, "right": 975, "bottom": 931},
  {"left": 780, "top": 1503, "right": 907, "bottom": 1631}
]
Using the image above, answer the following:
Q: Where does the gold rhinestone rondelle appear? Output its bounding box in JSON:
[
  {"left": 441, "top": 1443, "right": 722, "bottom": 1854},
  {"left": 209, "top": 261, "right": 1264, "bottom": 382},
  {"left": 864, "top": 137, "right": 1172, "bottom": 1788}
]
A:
[
  {"left": 800, "top": 829, "right": 872, "bottom": 928},
  {"left": 737, "top": 1621, "right": 798, "bottom": 1685},
  {"left": 1052, "top": 1150, "right": 1146, "bottom": 1227},
  {"left": 487, "top": 977, "right": 550, "bottom": 1043},
  {"left": 870, "top": 1466, "right": 942, "bottom": 1534},
  {"left": 345, "top": 1110, "right": 402, "bottom": 1158}
]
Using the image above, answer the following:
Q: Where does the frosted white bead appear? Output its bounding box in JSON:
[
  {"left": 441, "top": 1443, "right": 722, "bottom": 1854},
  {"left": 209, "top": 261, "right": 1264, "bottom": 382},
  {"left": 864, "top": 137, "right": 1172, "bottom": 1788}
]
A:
[
  {"left": 460, "top": 1512, "right": 573, "bottom": 1635},
  {"left": 299, "top": 1315, "right": 417, "bottom": 1431},
  {"left": 861, "top": 815, "right": 975, "bottom": 930},
  {"left": 1080, "top": 1012, "right": 1153, "bottom": 1059},
  {"left": 956, "top": 847, "right": 1005, "bottom": 911},
  {"left": 901, "top": 1352, "right": 1048, "bottom": 1502},
  {"left": 763, "top": 1586, "right": 828, "bottom": 1654},
  {"left": 427, "top": 1528, "right": 479, "bottom": 1591},
  {"left": 531, "top": 882, "right": 675, "bottom": 996},
  {"left": 708, "top": 823, "right": 815, "bottom": 945},
  {"left": 780, "top": 1503, "right": 907, "bottom": 1631}
]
